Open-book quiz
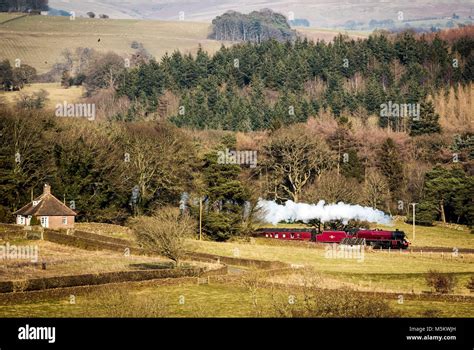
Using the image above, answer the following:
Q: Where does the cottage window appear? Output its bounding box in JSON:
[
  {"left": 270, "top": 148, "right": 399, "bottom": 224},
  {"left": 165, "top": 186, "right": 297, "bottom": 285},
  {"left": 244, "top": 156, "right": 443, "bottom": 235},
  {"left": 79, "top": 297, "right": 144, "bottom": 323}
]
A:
[
  {"left": 19, "top": 216, "right": 25, "bottom": 225},
  {"left": 62, "top": 217, "right": 67, "bottom": 225},
  {"left": 41, "top": 217, "right": 47, "bottom": 227}
]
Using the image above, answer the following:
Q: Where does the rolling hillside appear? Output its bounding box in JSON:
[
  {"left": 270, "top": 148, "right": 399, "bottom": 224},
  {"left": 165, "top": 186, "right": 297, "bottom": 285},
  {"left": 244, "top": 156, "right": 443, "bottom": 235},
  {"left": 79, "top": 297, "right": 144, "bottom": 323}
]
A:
[
  {"left": 0, "top": 13, "right": 367, "bottom": 74},
  {"left": 0, "top": 14, "right": 223, "bottom": 73},
  {"left": 48, "top": 0, "right": 474, "bottom": 27}
]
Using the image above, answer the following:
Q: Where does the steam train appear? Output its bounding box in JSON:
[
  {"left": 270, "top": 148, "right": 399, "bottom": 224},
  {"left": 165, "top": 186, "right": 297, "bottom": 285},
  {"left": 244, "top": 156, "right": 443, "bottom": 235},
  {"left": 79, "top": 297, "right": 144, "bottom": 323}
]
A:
[{"left": 256, "top": 227, "right": 410, "bottom": 249}]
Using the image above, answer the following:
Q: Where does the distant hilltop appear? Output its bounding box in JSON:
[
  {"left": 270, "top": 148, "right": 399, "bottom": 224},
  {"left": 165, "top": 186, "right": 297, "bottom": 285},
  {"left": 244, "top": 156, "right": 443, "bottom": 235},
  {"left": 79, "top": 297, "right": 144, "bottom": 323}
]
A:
[{"left": 209, "top": 9, "right": 297, "bottom": 43}]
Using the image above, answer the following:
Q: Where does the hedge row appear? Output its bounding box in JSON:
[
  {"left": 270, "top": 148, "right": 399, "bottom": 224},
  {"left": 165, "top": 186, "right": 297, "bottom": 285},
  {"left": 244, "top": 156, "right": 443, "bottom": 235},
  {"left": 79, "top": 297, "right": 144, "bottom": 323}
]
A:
[
  {"left": 0, "top": 224, "right": 25, "bottom": 240},
  {"left": 0, "top": 267, "right": 204, "bottom": 293},
  {"left": 0, "top": 223, "right": 21, "bottom": 230},
  {"left": 200, "top": 265, "right": 228, "bottom": 277},
  {"left": 0, "top": 276, "right": 200, "bottom": 305},
  {"left": 70, "top": 230, "right": 134, "bottom": 246},
  {"left": 43, "top": 230, "right": 149, "bottom": 255},
  {"left": 0, "top": 230, "right": 25, "bottom": 240},
  {"left": 185, "top": 251, "right": 288, "bottom": 269},
  {"left": 0, "top": 267, "right": 229, "bottom": 304},
  {"left": 409, "top": 246, "right": 474, "bottom": 254}
]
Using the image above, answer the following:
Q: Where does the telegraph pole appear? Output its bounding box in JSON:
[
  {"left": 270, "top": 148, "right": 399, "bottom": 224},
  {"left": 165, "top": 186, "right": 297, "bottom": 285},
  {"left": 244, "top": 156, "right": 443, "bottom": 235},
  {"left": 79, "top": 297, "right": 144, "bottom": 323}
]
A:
[
  {"left": 410, "top": 203, "right": 417, "bottom": 241},
  {"left": 199, "top": 197, "right": 203, "bottom": 241}
]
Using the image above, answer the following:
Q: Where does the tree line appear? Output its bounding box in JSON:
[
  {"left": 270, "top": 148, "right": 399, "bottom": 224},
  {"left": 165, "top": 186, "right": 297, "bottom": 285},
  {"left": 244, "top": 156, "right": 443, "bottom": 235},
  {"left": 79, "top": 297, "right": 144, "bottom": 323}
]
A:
[
  {"left": 0, "top": 0, "right": 48, "bottom": 12},
  {"left": 209, "top": 9, "right": 297, "bottom": 43},
  {"left": 38, "top": 30, "right": 473, "bottom": 135},
  {"left": 110, "top": 31, "right": 472, "bottom": 134}
]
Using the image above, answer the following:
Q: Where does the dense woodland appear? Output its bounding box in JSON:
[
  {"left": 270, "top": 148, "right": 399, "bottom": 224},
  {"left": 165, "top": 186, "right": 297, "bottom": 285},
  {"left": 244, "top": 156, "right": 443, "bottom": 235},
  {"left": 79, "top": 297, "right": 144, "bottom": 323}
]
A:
[
  {"left": 114, "top": 31, "right": 472, "bottom": 133},
  {"left": 0, "top": 26, "right": 473, "bottom": 239},
  {"left": 209, "top": 9, "right": 297, "bottom": 42},
  {"left": 0, "top": 0, "right": 48, "bottom": 12}
]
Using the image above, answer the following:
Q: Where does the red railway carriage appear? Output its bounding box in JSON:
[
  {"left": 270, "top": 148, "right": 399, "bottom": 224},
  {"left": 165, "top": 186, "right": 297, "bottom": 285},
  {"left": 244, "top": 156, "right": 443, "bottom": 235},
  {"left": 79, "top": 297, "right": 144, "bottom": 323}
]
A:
[
  {"left": 260, "top": 228, "right": 313, "bottom": 240},
  {"left": 256, "top": 227, "right": 410, "bottom": 249},
  {"left": 316, "top": 231, "right": 347, "bottom": 243}
]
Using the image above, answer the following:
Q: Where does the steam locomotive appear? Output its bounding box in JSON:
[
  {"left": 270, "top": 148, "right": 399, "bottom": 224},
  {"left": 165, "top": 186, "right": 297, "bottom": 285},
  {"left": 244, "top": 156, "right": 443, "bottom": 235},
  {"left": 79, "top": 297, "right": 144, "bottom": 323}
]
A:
[{"left": 256, "top": 227, "right": 410, "bottom": 249}]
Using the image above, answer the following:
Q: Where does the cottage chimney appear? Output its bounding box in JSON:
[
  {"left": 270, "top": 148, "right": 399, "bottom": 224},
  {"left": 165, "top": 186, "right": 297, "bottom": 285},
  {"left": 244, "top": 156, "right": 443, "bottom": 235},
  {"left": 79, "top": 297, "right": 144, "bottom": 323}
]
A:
[{"left": 43, "top": 184, "right": 51, "bottom": 195}]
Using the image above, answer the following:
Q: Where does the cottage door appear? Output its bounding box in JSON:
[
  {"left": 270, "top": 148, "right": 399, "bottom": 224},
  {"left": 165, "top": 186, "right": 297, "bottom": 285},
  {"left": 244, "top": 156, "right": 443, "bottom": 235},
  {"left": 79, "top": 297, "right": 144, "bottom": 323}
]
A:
[{"left": 40, "top": 216, "right": 49, "bottom": 228}]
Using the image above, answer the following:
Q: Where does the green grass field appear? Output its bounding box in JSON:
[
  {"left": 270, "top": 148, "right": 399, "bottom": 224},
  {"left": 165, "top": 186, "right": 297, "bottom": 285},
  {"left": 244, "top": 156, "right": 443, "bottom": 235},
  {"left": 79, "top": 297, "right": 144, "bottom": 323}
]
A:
[
  {"left": 187, "top": 239, "right": 474, "bottom": 294},
  {"left": 32, "top": 220, "right": 472, "bottom": 295},
  {"left": 75, "top": 223, "right": 136, "bottom": 241},
  {"left": 1, "top": 281, "right": 472, "bottom": 318},
  {"left": 0, "top": 83, "right": 84, "bottom": 108},
  {"left": 378, "top": 220, "right": 473, "bottom": 249},
  {"left": 0, "top": 13, "right": 25, "bottom": 24}
]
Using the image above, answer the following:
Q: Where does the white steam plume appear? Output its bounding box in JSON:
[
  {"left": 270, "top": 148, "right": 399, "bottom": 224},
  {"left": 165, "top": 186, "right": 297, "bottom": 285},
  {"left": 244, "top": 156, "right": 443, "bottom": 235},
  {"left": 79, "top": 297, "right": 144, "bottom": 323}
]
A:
[{"left": 258, "top": 200, "right": 391, "bottom": 225}]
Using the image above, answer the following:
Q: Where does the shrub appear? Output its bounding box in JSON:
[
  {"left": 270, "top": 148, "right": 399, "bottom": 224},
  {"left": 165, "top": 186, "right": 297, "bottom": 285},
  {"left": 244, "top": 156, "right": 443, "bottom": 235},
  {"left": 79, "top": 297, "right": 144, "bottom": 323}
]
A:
[
  {"left": 85, "top": 287, "right": 168, "bottom": 317},
  {"left": 269, "top": 271, "right": 399, "bottom": 318},
  {"left": 30, "top": 216, "right": 41, "bottom": 226},
  {"left": 271, "top": 287, "right": 398, "bottom": 318},
  {"left": 466, "top": 276, "right": 474, "bottom": 293},
  {"left": 423, "top": 309, "right": 441, "bottom": 317},
  {"left": 425, "top": 270, "right": 457, "bottom": 294},
  {"left": 129, "top": 207, "right": 196, "bottom": 266},
  {"left": 131, "top": 41, "right": 142, "bottom": 49},
  {"left": 15, "top": 89, "right": 49, "bottom": 109}
]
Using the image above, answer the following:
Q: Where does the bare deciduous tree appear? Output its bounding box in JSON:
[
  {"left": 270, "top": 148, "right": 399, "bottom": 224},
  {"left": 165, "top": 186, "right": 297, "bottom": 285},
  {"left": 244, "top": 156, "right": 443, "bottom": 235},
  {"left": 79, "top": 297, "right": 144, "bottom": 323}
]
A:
[
  {"left": 263, "top": 125, "right": 336, "bottom": 202},
  {"left": 130, "top": 207, "right": 196, "bottom": 266},
  {"left": 363, "top": 168, "right": 389, "bottom": 210},
  {"left": 302, "top": 169, "right": 362, "bottom": 204},
  {"left": 120, "top": 123, "right": 195, "bottom": 214},
  {"left": 84, "top": 52, "right": 124, "bottom": 95}
]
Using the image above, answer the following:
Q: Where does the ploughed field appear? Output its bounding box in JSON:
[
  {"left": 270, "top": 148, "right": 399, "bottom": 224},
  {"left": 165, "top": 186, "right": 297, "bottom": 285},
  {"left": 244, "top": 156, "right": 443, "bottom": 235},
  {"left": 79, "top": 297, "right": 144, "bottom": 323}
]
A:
[{"left": 0, "top": 14, "right": 222, "bottom": 73}]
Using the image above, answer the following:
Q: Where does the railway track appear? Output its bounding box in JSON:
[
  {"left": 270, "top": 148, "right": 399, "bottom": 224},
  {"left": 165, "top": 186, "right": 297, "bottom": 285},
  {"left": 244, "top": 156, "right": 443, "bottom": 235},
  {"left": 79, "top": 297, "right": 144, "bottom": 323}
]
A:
[
  {"left": 407, "top": 246, "right": 474, "bottom": 254},
  {"left": 369, "top": 245, "right": 474, "bottom": 254}
]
